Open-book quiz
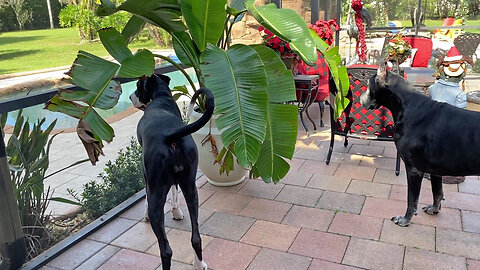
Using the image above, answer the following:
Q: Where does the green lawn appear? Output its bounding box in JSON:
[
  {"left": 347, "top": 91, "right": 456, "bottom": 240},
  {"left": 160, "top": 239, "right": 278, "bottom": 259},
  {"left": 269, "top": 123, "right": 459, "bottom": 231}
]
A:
[
  {"left": 0, "top": 27, "right": 165, "bottom": 75},
  {"left": 398, "top": 19, "right": 480, "bottom": 33}
]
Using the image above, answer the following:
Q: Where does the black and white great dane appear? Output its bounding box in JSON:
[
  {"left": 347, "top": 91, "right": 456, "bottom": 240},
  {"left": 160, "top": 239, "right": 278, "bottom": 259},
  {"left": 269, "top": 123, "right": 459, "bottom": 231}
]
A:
[
  {"left": 360, "top": 63, "right": 480, "bottom": 226},
  {"left": 130, "top": 73, "right": 214, "bottom": 269}
]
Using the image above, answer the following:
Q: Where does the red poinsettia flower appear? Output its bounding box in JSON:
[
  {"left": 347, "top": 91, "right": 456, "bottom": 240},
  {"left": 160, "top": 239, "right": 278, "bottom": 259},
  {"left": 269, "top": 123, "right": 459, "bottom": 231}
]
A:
[
  {"left": 259, "top": 26, "right": 294, "bottom": 56},
  {"left": 309, "top": 19, "right": 339, "bottom": 46}
]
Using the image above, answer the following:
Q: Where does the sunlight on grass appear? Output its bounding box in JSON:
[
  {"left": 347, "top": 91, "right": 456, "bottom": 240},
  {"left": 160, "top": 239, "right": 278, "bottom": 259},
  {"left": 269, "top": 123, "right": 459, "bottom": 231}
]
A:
[
  {"left": 397, "top": 19, "right": 480, "bottom": 34},
  {"left": 0, "top": 27, "right": 167, "bottom": 75}
]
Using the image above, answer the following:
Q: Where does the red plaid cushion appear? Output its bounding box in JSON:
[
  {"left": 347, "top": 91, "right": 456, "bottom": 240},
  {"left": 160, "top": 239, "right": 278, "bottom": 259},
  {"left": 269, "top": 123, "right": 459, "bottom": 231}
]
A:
[{"left": 296, "top": 53, "right": 329, "bottom": 101}]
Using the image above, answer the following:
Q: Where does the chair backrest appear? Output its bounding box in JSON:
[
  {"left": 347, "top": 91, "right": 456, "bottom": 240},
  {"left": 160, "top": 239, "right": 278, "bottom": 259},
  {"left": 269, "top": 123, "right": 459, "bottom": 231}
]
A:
[
  {"left": 454, "top": 33, "right": 480, "bottom": 58},
  {"left": 452, "top": 19, "right": 463, "bottom": 26},
  {"left": 402, "top": 36, "right": 433, "bottom": 68},
  {"left": 442, "top": 17, "right": 455, "bottom": 26},
  {"left": 388, "top": 21, "right": 400, "bottom": 34},
  {"left": 330, "top": 65, "right": 395, "bottom": 139}
]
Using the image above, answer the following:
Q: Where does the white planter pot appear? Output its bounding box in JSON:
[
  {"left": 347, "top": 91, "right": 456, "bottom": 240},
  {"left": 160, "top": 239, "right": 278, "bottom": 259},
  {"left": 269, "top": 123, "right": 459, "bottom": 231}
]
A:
[{"left": 189, "top": 111, "right": 247, "bottom": 186}]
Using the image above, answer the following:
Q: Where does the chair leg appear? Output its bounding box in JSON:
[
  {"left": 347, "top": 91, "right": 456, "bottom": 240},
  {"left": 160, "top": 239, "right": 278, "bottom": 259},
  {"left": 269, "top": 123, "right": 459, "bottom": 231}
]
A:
[
  {"left": 395, "top": 151, "right": 401, "bottom": 176},
  {"left": 318, "top": 101, "right": 325, "bottom": 127},
  {"left": 326, "top": 131, "right": 335, "bottom": 165},
  {"left": 305, "top": 105, "right": 317, "bottom": 131},
  {"left": 299, "top": 109, "right": 309, "bottom": 135},
  {"left": 344, "top": 136, "right": 349, "bottom": 147}
]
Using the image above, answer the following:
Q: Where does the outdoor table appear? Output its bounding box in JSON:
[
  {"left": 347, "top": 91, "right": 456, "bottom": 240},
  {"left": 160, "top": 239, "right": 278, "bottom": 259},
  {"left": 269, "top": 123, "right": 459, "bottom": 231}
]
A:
[
  {"left": 403, "top": 67, "right": 436, "bottom": 95},
  {"left": 294, "top": 74, "right": 319, "bottom": 133}
]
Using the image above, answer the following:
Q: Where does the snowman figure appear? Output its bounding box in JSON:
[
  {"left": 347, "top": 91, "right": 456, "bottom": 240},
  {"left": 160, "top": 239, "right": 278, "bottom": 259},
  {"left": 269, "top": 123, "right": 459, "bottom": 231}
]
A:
[{"left": 429, "top": 46, "right": 474, "bottom": 108}]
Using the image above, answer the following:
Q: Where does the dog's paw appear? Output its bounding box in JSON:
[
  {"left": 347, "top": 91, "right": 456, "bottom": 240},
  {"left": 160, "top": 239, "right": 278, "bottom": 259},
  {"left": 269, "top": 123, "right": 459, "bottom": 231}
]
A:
[
  {"left": 391, "top": 215, "right": 410, "bottom": 227},
  {"left": 172, "top": 208, "right": 184, "bottom": 220},
  {"left": 422, "top": 205, "right": 440, "bottom": 215},
  {"left": 193, "top": 259, "right": 207, "bottom": 270}
]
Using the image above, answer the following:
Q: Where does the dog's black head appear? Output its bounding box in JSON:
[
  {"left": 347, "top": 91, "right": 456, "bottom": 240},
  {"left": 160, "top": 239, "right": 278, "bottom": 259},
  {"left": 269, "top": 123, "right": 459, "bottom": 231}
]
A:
[
  {"left": 130, "top": 73, "right": 171, "bottom": 111},
  {"left": 360, "top": 62, "right": 402, "bottom": 110}
]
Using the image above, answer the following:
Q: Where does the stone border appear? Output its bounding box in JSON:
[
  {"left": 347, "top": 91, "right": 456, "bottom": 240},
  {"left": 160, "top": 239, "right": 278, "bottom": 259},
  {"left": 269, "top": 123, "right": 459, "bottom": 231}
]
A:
[{"left": 467, "top": 90, "right": 480, "bottom": 105}]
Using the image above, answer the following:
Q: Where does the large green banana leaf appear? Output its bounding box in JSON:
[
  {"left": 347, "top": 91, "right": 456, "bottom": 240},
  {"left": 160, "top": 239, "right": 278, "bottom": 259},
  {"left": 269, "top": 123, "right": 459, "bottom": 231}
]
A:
[
  {"left": 245, "top": 0, "right": 317, "bottom": 66},
  {"left": 180, "top": 0, "right": 227, "bottom": 52},
  {"left": 200, "top": 44, "right": 268, "bottom": 169},
  {"left": 310, "top": 30, "right": 350, "bottom": 118},
  {"left": 227, "top": 0, "right": 247, "bottom": 21},
  {"left": 121, "top": 15, "right": 147, "bottom": 44},
  {"left": 172, "top": 31, "right": 201, "bottom": 68},
  {"left": 118, "top": 0, "right": 186, "bottom": 33},
  {"left": 250, "top": 45, "right": 298, "bottom": 183},
  {"left": 46, "top": 28, "right": 154, "bottom": 145}
]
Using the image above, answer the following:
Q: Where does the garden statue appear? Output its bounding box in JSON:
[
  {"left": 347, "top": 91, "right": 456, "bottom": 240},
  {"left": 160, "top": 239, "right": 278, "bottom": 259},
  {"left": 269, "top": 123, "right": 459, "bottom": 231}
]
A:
[{"left": 429, "top": 46, "right": 473, "bottom": 109}]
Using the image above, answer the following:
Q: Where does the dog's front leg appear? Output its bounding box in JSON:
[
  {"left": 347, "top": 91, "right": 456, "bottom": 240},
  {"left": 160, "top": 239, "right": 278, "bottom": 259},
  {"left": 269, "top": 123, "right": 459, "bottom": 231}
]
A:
[
  {"left": 392, "top": 166, "right": 423, "bottom": 227},
  {"left": 423, "top": 174, "right": 444, "bottom": 215},
  {"left": 170, "top": 185, "right": 184, "bottom": 220}
]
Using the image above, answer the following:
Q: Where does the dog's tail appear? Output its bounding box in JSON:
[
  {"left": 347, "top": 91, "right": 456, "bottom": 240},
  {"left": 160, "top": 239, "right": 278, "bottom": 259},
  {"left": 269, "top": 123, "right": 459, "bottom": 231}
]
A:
[{"left": 165, "top": 87, "right": 214, "bottom": 143}]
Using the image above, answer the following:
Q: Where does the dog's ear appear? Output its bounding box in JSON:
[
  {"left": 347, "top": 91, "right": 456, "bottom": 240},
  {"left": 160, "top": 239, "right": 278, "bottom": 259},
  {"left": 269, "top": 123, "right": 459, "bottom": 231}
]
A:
[
  {"left": 155, "top": 74, "right": 171, "bottom": 86},
  {"left": 436, "top": 55, "right": 445, "bottom": 68},
  {"left": 376, "top": 61, "right": 388, "bottom": 87}
]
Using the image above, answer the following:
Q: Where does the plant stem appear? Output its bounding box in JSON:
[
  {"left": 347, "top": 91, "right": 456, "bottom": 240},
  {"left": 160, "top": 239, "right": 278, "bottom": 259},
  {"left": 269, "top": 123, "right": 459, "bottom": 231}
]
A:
[
  {"left": 220, "top": 15, "right": 231, "bottom": 48},
  {"left": 224, "top": 14, "right": 238, "bottom": 49},
  {"left": 153, "top": 53, "right": 197, "bottom": 92},
  {"left": 170, "top": 34, "right": 204, "bottom": 88}
]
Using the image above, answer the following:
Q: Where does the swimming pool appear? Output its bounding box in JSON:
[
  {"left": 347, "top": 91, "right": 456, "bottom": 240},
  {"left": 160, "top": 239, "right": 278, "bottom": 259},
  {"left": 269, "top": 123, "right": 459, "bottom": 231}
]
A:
[{"left": 5, "top": 68, "right": 197, "bottom": 130}]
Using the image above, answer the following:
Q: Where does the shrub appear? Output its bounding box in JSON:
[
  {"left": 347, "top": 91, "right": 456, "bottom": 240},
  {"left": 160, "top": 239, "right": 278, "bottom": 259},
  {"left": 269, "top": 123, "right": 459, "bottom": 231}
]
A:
[
  {"left": 1, "top": 111, "right": 57, "bottom": 258},
  {"left": 59, "top": 4, "right": 129, "bottom": 40},
  {"left": 80, "top": 138, "right": 144, "bottom": 218}
]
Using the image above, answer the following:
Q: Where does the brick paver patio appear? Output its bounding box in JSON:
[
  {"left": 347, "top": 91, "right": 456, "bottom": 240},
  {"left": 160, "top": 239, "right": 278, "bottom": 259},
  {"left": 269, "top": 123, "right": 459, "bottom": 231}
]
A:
[{"left": 38, "top": 107, "right": 480, "bottom": 270}]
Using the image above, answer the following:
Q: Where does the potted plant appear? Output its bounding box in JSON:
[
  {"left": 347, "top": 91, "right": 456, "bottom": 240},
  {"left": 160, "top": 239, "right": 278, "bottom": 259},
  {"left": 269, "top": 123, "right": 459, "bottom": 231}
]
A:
[
  {"left": 45, "top": 0, "right": 350, "bottom": 184},
  {"left": 385, "top": 33, "right": 412, "bottom": 72}
]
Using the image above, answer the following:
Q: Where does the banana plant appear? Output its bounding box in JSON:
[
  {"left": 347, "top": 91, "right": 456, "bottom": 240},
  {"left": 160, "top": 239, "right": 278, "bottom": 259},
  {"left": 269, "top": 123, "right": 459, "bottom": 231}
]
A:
[{"left": 46, "top": 0, "right": 349, "bottom": 183}]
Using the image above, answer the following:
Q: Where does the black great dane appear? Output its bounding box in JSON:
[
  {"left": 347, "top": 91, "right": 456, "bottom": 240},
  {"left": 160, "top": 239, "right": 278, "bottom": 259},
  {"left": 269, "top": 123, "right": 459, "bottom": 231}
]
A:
[
  {"left": 360, "top": 63, "right": 480, "bottom": 227},
  {"left": 130, "top": 73, "right": 214, "bottom": 269}
]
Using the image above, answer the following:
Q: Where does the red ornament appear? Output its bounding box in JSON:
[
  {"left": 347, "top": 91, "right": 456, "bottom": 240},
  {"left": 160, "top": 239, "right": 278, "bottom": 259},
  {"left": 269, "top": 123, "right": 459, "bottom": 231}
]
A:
[{"left": 352, "top": 0, "right": 367, "bottom": 62}]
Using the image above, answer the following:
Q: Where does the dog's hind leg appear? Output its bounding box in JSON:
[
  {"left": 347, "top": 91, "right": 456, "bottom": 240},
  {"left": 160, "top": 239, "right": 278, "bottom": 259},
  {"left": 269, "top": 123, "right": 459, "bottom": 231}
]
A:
[
  {"left": 143, "top": 174, "right": 150, "bottom": 222},
  {"left": 178, "top": 179, "right": 207, "bottom": 270},
  {"left": 423, "top": 174, "right": 444, "bottom": 215},
  {"left": 170, "top": 185, "right": 184, "bottom": 220},
  {"left": 144, "top": 198, "right": 150, "bottom": 222},
  {"left": 148, "top": 186, "right": 173, "bottom": 270},
  {"left": 392, "top": 166, "right": 423, "bottom": 227}
]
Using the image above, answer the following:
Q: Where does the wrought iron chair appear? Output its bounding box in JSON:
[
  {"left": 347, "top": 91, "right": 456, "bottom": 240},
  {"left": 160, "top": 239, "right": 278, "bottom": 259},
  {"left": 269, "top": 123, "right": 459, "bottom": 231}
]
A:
[
  {"left": 454, "top": 33, "right": 480, "bottom": 59},
  {"left": 325, "top": 65, "right": 401, "bottom": 175}
]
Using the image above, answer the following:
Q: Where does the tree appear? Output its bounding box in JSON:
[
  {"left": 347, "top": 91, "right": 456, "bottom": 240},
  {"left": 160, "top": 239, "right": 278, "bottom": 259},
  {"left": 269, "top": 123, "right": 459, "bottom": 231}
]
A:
[{"left": 3, "top": 0, "right": 31, "bottom": 30}]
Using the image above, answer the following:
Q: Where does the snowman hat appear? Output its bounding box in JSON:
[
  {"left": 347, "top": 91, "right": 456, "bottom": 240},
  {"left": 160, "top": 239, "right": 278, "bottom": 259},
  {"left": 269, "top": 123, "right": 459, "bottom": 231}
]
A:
[
  {"left": 436, "top": 46, "right": 474, "bottom": 67},
  {"left": 444, "top": 46, "right": 463, "bottom": 62}
]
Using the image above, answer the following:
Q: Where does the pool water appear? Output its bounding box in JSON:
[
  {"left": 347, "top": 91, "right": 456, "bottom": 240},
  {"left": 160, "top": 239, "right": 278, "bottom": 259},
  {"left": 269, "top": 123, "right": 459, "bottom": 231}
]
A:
[{"left": 5, "top": 68, "right": 197, "bottom": 130}]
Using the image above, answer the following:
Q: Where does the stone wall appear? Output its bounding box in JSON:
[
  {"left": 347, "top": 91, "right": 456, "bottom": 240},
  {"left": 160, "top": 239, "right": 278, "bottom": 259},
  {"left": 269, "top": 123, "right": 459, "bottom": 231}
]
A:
[
  {"left": 230, "top": 0, "right": 267, "bottom": 45},
  {"left": 230, "top": 0, "right": 325, "bottom": 45}
]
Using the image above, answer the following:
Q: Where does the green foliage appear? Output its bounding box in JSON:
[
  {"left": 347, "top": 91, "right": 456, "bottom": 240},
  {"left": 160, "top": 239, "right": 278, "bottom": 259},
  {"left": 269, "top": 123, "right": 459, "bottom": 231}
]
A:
[
  {"left": 46, "top": 0, "right": 348, "bottom": 184},
  {"left": 4, "top": 111, "right": 56, "bottom": 230},
  {"left": 24, "top": 0, "right": 63, "bottom": 30},
  {"left": 80, "top": 138, "right": 144, "bottom": 218},
  {"left": 0, "top": 5, "right": 20, "bottom": 32},
  {"left": 59, "top": 4, "right": 130, "bottom": 40},
  {"left": 0, "top": 0, "right": 63, "bottom": 32},
  {"left": 0, "top": 110, "right": 55, "bottom": 258}
]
